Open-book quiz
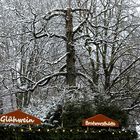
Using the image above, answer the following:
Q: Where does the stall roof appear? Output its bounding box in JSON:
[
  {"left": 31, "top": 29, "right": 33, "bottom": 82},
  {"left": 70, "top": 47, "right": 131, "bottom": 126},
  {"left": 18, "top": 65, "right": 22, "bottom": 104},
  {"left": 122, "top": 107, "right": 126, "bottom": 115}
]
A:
[
  {"left": 0, "top": 109, "right": 41, "bottom": 125},
  {"left": 82, "top": 114, "right": 119, "bottom": 127}
]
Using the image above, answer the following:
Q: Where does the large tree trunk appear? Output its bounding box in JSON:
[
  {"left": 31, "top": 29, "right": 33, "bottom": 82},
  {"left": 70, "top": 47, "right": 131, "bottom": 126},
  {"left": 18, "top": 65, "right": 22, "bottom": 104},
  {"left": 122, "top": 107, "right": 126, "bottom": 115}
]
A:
[
  {"left": 66, "top": 8, "right": 76, "bottom": 87},
  {"left": 62, "top": 7, "right": 77, "bottom": 128}
]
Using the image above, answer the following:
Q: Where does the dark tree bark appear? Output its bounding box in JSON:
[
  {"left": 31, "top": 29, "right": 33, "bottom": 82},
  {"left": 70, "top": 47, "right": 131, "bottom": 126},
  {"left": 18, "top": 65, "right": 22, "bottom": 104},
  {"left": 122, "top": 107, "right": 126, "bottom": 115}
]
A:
[{"left": 65, "top": 8, "right": 76, "bottom": 86}]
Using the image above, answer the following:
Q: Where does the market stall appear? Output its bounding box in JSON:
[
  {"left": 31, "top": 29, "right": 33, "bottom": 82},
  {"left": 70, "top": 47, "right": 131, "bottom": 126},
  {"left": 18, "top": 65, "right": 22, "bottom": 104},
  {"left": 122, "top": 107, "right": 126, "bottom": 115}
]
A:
[{"left": 82, "top": 114, "right": 119, "bottom": 127}]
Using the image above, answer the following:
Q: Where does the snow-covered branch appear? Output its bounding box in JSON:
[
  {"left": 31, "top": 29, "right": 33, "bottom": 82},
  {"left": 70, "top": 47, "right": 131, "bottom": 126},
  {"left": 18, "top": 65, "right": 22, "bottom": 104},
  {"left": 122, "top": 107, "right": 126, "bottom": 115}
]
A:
[
  {"left": 76, "top": 72, "right": 97, "bottom": 90},
  {"left": 45, "top": 53, "right": 69, "bottom": 65},
  {"left": 73, "top": 19, "right": 88, "bottom": 35},
  {"left": 109, "top": 57, "right": 140, "bottom": 89},
  {"left": 34, "top": 32, "right": 66, "bottom": 40},
  {"left": 123, "top": 104, "right": 140, "bottom": 111},
  {"left": 28, "top": 72, "right": 66, "bottom": 91}
]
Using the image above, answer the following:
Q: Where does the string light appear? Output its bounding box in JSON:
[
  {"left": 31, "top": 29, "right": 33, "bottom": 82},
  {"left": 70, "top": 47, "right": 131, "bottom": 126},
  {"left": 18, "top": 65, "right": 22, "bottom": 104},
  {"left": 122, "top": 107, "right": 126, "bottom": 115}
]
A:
[
  {"left": 85, "top": 130, "right": 87, "bottom": 133},
  {"left": 29, "top": 127, "right": 32, "bottom": 131},
  {"left": 0, "top": 126, "right": 137, "bottom": 140}
]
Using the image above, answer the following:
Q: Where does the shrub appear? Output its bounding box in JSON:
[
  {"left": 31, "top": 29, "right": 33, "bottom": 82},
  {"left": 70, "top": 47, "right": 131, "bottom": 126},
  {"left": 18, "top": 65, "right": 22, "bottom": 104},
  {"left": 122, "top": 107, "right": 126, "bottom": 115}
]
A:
[
  {"left": 62, "top": 101, "right": 94, "bottom": 127},
  {"left": 95, "top": 104, "right": 128, "bottom": 127}
]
